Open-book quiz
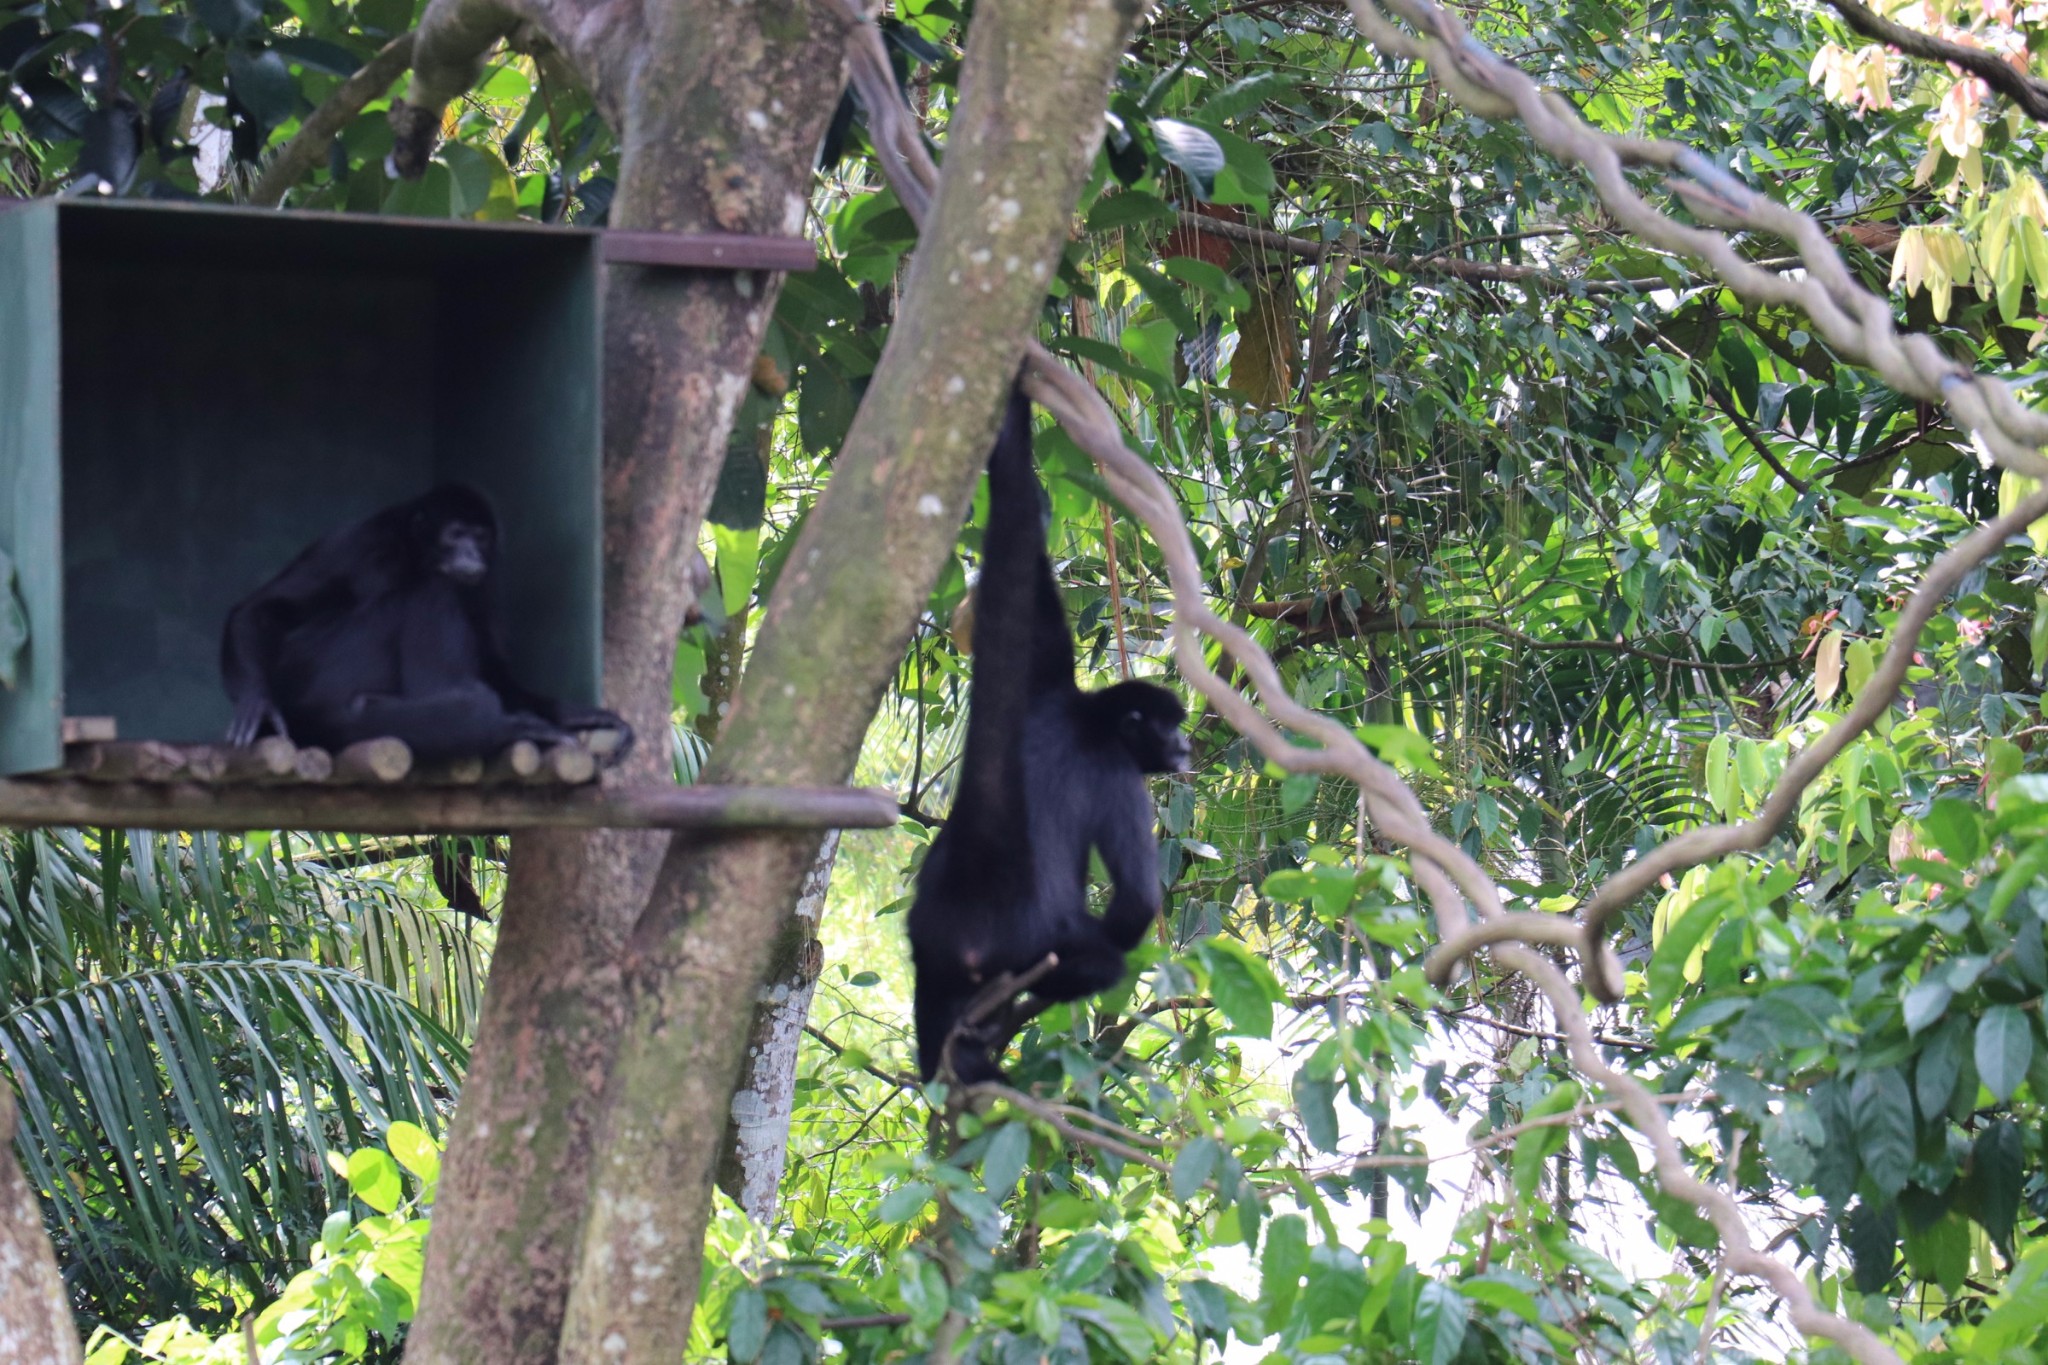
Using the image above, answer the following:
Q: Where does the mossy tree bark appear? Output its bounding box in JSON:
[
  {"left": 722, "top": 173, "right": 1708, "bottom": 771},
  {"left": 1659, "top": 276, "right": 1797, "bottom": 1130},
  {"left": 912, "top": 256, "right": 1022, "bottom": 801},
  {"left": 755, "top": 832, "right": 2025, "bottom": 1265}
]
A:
[{"left": 558, "top": 1, "right": 1145, "bottom": 1358}]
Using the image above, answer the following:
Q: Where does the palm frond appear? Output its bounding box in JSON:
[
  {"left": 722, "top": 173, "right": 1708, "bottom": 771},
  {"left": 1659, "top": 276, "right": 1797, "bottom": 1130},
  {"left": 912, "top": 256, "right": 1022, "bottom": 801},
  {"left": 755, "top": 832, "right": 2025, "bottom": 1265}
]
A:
[{"left": 3, "top": 958, "right": 465, "bottom": 1330}]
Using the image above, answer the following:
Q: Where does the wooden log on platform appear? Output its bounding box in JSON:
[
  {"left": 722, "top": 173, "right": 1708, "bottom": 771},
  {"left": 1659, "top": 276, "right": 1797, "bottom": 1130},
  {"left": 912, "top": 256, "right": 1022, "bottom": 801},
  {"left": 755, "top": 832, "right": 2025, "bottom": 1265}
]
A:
[
  {"left": 221, "top": 737, "right": 301, "bottom": 782},
  {"left": 0, "top": 782, "right": 902, "bottom": 833},
  {"left": 533, "top": 743, "right": 597, "bottom": 785},
  {"left": 334, "top": 738, "right": 413, "bottom": 784},
  {"left": 61, "top": 717, "right": 117, "bottom": 744},
  {"left": 485, "top": 741, "right": 542, "bottom": 783},
  {"left": 416, "top": 755, "right": 486, "bottom": 785},
  {"left": 63, "top": 741, "right": 186, "bottom": 782},
  {"left": 179, "top": 746, "right": 230, "bottom": 782},
  {"left": 294, "top": 747, "right": 335, "bottom": 782}
]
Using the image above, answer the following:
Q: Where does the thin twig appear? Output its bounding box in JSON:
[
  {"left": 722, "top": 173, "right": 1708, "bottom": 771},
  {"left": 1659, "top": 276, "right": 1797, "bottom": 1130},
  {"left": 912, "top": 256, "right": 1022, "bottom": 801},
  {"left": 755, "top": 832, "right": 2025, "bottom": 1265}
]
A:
[{"left": 968, "top": 1082, "right": 1173, "bottom": 1172}]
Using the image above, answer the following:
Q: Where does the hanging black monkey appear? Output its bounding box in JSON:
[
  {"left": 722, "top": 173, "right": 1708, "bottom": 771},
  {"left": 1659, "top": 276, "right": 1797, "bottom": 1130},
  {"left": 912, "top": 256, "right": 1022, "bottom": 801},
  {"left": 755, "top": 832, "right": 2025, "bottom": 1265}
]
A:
[
  {"left": 220, "top": 483, "right": 632, "bottom": 764},
  {"left": 908, "top": 382, "right": 1190, "bottom": 1085}
]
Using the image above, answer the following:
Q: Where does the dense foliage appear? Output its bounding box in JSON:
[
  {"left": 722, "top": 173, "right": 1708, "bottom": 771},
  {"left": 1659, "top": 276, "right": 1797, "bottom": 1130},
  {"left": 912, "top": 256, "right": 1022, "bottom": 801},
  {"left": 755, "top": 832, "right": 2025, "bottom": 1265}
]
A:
[{"left": 10, "top": 0, "right": 2048, "bottom": 1359}]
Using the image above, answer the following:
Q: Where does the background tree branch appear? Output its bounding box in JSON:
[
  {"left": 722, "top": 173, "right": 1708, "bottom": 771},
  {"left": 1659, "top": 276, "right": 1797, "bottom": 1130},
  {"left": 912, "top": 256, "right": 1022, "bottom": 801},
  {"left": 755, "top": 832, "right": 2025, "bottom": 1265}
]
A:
[
  {"left": 251, "top": 32, "right": 416, "bottom": 206},
  {"left": 1819, "top": 0, "right": 2048, "bottom": 122}
]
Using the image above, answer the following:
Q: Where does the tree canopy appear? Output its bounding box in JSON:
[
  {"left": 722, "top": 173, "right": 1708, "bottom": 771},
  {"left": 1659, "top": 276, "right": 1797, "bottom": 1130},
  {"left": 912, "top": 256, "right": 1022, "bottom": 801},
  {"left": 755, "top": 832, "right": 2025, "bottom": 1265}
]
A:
[{"left": 9, "top": 0, "right": 2048, "bottom": 1361}]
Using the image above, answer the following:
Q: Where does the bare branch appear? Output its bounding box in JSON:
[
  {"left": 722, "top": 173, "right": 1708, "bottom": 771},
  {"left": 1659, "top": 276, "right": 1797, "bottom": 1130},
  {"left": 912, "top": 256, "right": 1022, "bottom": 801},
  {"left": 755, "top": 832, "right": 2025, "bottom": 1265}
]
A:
[
  {"left": 1572, "top": 484, "right": 2048, "bottom": 958},
  {"left": 1169, "top": 208, "right": 1796, "bottom": 294},
  {"left": 251, "top": 32, "right": 416, "bottom": 206}
]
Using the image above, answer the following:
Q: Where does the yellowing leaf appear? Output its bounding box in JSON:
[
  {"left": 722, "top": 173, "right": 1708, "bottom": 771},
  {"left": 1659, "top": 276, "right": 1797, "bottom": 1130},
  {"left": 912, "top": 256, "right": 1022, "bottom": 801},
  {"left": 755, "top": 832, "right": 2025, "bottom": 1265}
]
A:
[
  {"left": 1815, "top": 628, "right": 1844, "bottom": 702},
  {"left": 1227, "top": 276, "right": 1296, "bottom": 408},
  {"left": 1999, "top": 469, "right": 2048, "bottom": 554},
  {"left": 1845, "top": 638, "right": 1877, "bottom": 698}
]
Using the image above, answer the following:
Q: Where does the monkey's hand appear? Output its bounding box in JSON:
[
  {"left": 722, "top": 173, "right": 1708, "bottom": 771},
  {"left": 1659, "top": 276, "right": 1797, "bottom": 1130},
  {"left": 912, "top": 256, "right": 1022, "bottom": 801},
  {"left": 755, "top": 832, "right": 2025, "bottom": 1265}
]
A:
[{"left": 226, "top": 696, "right": 289, "bottom": 748}]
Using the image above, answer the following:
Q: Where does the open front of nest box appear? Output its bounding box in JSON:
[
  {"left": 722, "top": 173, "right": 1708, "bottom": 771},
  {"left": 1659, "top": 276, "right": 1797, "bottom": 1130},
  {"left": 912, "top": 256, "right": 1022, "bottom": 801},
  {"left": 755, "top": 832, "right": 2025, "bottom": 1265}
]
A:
[{"left": 0, "top": 199, "right": 605, "bottom": 775}]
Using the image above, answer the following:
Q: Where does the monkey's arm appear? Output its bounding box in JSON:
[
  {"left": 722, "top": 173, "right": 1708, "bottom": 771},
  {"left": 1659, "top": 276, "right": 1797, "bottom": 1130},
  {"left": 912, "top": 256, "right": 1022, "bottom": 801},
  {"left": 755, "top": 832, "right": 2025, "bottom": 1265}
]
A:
[
  {"left": 219, "top": 544, "right": 353, "bottom": 745},
  {"left": 953, "top": 383, "right": 1052, "bottom": 827}
]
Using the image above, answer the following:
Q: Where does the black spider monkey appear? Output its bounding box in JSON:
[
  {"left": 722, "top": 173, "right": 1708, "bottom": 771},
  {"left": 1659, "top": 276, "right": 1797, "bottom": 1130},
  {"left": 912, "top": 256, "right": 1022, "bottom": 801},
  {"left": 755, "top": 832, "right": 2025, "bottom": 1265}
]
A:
[
  {"left": 908, "top": 381, "right": 1190, "bottom": 1085},
  {"left": 220, "top": 483, "right": 632, "bottom": 763}
]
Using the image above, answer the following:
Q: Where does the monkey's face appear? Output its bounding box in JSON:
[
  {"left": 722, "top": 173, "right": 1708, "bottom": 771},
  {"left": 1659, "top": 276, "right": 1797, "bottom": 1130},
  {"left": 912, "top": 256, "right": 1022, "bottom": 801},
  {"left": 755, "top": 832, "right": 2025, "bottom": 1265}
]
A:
[
  {"left": 1125, "top": 712, "right": 1191, "bottom": 774},
  {"left": 436, "top": 520, "right": 493, "bottom": 586},
  {"left": 1100, "top": 680, "right": 1190, "bottom": 774}
]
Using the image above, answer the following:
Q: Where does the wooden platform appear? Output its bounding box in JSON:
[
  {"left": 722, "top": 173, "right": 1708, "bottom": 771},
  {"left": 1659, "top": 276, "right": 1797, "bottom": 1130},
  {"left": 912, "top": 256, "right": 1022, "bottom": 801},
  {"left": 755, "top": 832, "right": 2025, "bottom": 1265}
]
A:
[{"left": 0, "top": 737, "right": 899, "bottom": 833}]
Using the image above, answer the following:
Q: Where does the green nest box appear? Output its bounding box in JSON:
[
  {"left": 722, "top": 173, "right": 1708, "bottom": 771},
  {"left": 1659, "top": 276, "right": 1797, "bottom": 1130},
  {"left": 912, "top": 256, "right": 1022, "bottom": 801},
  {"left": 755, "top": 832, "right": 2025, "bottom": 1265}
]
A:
[{"left": 0, "top": 199, "right": 603, "bottom": 776}]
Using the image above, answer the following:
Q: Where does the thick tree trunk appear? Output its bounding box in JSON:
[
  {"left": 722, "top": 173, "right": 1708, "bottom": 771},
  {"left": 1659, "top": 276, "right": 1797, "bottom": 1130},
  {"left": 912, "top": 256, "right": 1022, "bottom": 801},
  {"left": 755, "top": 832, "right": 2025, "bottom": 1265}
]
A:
[
  {"left": 559, "top": 2, "right": 1146, "bottom": 1358},
  {"left": 402, "top": 6, "right": 850, "bottom": 1364},
  {"left": 0, "top": 1090, "right": 79, "bottom": 1365},
  {"left": 716, "top": 830, "right": 840, "bottom": 1222}
]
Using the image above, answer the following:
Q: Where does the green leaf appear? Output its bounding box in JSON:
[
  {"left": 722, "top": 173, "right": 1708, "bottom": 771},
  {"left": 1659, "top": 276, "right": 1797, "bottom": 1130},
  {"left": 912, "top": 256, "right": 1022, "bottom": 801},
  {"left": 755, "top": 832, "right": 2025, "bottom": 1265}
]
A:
[
  {"left": 1161, "top": 256, "right": 1251, "bottom": 312},
  {"left": 1901, "top": 978, "right": 1952, "bottom": 1036},
  {"left": 1055, "top": 1232, "right": 1116, "bottom": 1289},
  {"left": 347, "top": 1148, "right": 404, "bottom": 1214},
  {"left": 981, "top": 1122, "right": 1029, "bottom": 1197},
  {"left": 1172, "top": 1136, "right": 1220, "bottom": 1201},
  {"left": 1149, "top": 118, "right": 1226, "bottom": 193},
  {"left": 713, "top": 524, "right": 762, "bottom": 619},
  {"left": 1902, "top": 1210, "right": 1970, "bottom": 1294},
  {"left": 1916, "top": 1016, "right": 1967, "bottom": 1118},
  {"left": 1414, "top": 1280, "right": 1470, "bottom": 1365},
  {"left": 1976, "top": 1006, "right": 2033, "bottom": 1102},
  {"left": 1919, "top": 798, "right": 1985, "bottom": 865},
  {"left": 1704, "top": 733, "right": 1734, "bottom": 815},
  {"left": 1194, "top": 71, "right": 1296, "bottom": 121},
  {"left": 1354, "top": 724, "right": 1445, "bottom": 776},
  {"left": 1844, "top": 1200, "right": 1898, "bottom": 1294},
  {"left": 1849, "top": 1068, "right": 1915, "bottom": 1198},
  {"left": 877, "top": 1182, "right": 931, "bottom": 1224},
  {"left": 385, "top": 1121, "right": 439, "bottom": 1186},
  {"left": 225, "top": 48, "right": 299, "bottom": 130},
  {"left": 1458, "top": 1276, "right": 1543, "bottom": 1323},
  {"left": 1716, "top": 334, "right": 1761, "bottom": 416},
  {"left": 1196, "top": 939, "right": 1285, "bottom": 1037},
  {"left": 1127, "top": 263, "right": 1202, "bottom": 336},
  {"left": 1191, "top": 120, "right": 1275, "bottom": 209},
  {"left": 1085, "top": 189, "right": 1175, "bottom": 233},
  {"left": 1258, "top": 1214, "right": 1309, "bottom": 1333},
  {"left": 1969, "top": 1119, "right": 2024, "bottom": 1249},
  {"left": 727, "top": 1287, "right": 768, "bottom": 1363},
  {"left": 1297, "top": 1245, "right": 1367, "bottom": 1330},
  {"left": 1510, "top": 1082, "right": 1581, "bottom": 1201},
  {"left": 1293, "top": 1071, "right": 1339, "bottom": 1153},
  {"left": 1072, "top": 1296, "right": 1160, "bottom": 1357}
]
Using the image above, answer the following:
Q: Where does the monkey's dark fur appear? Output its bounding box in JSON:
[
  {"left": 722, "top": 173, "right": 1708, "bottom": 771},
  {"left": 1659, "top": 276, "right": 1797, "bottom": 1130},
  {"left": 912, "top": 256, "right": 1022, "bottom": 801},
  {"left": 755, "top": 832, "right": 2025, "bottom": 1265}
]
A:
[
  {"left": 220, "top": 483, "right": 631, "bottom": 763},
  {"left": 908, "top": 385, "right": 1189, "bottom": 1085}
]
